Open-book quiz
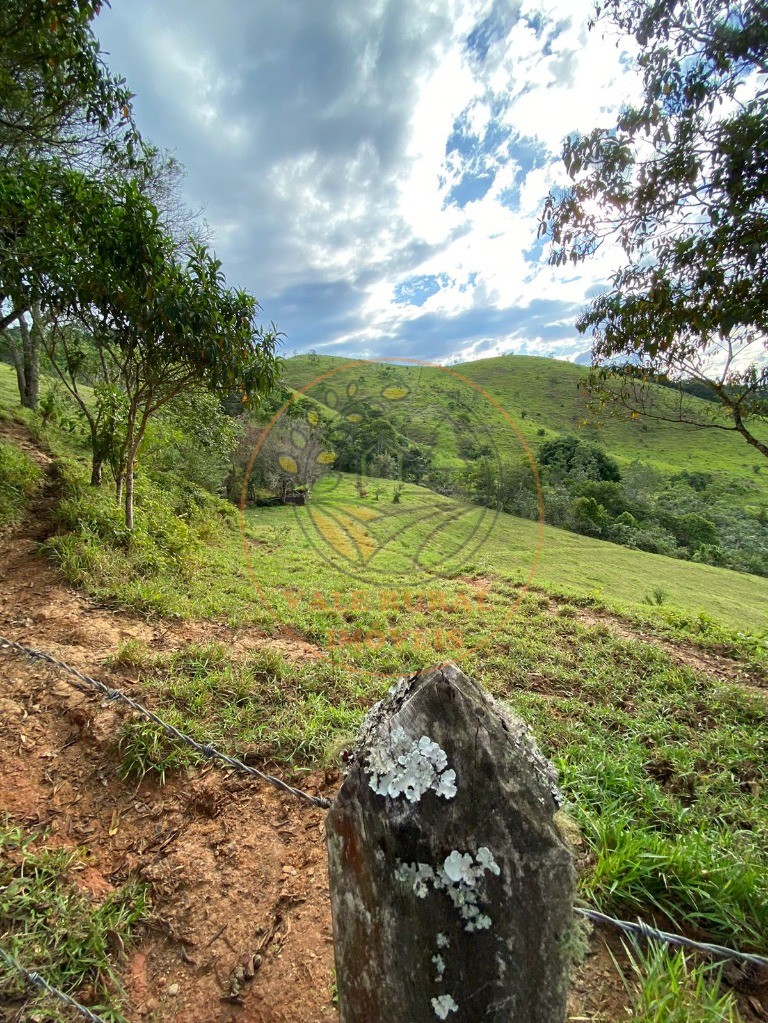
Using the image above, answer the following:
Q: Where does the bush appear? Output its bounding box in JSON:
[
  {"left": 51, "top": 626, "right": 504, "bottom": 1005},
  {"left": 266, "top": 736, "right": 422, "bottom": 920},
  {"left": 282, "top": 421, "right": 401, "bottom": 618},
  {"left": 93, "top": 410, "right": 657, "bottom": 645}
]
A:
[
  {"left": 539, "top": 435, "right": 621, "bottom": 483},
  {"left": 571, "top": 496, "right": 607, "bottom": 537},
  {"left": 48, "top": 473, "right": 201, "bottom": 583}
]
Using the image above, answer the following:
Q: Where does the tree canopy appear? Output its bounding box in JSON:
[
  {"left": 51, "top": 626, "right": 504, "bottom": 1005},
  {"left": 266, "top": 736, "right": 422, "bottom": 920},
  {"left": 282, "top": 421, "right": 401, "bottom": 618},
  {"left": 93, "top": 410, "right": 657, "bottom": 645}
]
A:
[
  {"left": 0, "top": 7, "right": 282, "bottom": 525},
  {"left": 35, "top": 168, "right": 281, "bottom": 524},
  {"left": 541, "top": 0, "right": 768, "bottom": 457},
  {"left": 0, "top": 0, "right": 136, "bottom": 165}
]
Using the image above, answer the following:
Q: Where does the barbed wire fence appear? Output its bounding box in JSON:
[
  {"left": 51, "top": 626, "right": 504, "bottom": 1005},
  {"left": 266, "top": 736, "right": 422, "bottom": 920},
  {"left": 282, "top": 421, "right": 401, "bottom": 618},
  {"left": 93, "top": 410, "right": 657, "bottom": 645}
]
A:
[
  {"left": 0, "top": 947, "right": 109, "bottom": 1023},
  {"left": 0, "top": 637, "right": 330, "bottom": 810},
  {"left": 1, "top": 636, "right": 767, "bottom": 1023}
]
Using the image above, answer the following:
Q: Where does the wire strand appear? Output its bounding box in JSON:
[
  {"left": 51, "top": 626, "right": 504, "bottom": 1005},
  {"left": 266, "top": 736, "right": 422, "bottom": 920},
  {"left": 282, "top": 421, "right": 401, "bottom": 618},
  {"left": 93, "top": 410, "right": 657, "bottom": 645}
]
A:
[
  {"left": 0, "top": 948, "right": 109, "bottom": 1023},
  {"left": 575, "top": 907, "right": 768, "bottom": 969},
  {"left": 0, "top": 636, "right": 332, "bottom": 810}
]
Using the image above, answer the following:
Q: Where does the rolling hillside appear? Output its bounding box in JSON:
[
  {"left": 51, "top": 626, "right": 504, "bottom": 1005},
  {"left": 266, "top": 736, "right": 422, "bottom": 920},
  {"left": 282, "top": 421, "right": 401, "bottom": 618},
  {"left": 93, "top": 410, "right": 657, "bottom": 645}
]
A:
[
  {"left": 281, "top": 353, "right": 768, "bottom": 496},
  {"left": 243, "top": 472, "right": 768, "bottom": 635}
]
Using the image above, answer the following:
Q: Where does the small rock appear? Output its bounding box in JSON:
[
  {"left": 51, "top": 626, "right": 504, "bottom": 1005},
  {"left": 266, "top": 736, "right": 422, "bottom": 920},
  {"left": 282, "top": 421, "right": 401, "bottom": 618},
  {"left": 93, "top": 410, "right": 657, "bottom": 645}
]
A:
[
  {"left": 89, "top": 708, "right": 122, "bottom": 746},
  {"left": 167, "top": 983, "right": 180, "bottom": 997}
]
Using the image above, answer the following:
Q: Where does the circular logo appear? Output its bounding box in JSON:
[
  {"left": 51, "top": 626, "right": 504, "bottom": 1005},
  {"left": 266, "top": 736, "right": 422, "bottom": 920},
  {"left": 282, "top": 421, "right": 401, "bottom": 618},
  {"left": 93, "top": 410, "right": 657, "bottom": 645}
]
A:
[{"left": 240, "top": 358, "right": 544, "bottom": 666}]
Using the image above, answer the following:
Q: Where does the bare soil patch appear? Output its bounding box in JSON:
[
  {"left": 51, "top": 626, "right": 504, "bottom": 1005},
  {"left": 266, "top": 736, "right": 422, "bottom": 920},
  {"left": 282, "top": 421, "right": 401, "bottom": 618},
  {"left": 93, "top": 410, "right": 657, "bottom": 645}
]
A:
[{"left": 559, "top": 604, "right": 767, "bottom": 695}]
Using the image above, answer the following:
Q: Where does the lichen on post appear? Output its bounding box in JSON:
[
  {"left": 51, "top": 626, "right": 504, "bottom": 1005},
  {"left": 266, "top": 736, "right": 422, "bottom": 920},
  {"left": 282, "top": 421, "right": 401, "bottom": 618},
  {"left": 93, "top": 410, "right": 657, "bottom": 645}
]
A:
[{"left": 326, "top": 662, "right": 575, "bottom": 1023}]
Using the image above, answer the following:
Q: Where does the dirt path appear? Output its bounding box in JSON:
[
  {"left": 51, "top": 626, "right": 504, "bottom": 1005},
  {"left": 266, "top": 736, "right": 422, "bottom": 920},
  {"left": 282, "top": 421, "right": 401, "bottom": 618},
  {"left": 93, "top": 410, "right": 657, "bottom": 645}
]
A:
[
  {"left": 1, "top": 422, "right": 766, "bottom": 1022},
  {"left": 0, "top": 423, "right": 339, "bottom": 1022}
]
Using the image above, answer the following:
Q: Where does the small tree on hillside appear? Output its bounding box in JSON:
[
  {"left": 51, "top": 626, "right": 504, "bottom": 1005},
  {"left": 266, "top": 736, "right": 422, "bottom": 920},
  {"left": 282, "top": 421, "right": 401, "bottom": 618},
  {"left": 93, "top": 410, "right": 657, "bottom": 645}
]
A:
[{"left": 9, "top": 165, "right": 281, "bottom": 526}]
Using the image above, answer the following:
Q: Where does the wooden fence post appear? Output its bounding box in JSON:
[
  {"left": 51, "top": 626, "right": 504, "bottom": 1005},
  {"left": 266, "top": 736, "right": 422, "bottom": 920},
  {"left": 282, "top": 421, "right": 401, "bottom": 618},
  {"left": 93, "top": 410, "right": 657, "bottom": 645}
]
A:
[{"left": 326, "top": 662, "right": 575, "bottom": 1023}]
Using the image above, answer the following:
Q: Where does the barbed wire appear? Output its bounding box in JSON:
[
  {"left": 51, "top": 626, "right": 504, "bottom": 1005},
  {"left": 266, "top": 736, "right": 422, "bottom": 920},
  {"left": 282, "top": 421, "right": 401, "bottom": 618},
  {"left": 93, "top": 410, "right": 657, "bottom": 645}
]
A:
[
  {"left": 2, "top": 634, "right": 767, "bottom": 1023},
  {"left": 0, "top": 948, "right": 109, "bottom": 1023},
  {"left": 575, "top": 907, "right": 768, "bottom": 969},
  {"left": 0, "top": 636, "right": 331, "bottom": 810},
  {"left": 2, "top": 913, "right": 765, "bottom": 1023}
]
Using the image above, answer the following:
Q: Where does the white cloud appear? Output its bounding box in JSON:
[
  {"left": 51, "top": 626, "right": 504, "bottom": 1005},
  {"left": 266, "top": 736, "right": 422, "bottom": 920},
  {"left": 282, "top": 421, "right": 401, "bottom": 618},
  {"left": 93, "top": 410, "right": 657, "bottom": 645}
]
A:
[{"left": 94, "top": 0, "right": 642, "bottom": 362}]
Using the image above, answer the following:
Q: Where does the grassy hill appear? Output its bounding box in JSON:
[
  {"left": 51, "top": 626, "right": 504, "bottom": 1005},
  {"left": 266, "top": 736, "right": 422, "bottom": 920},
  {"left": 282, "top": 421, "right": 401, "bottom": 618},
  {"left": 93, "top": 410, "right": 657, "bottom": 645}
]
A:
[
  {"left": 239, "top": 473, "right": 768, "bottom": 635},
  {"left": 282, "top": 353, "right": 768, "bottom": 494}
]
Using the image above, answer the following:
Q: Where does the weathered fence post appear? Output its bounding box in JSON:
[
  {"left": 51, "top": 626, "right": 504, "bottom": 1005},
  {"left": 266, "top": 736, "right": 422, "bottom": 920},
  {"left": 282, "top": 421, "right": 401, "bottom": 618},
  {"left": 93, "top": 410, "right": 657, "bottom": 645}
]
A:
[{"left": 327, "top": 662, "right": 575, "bottom": 1023}]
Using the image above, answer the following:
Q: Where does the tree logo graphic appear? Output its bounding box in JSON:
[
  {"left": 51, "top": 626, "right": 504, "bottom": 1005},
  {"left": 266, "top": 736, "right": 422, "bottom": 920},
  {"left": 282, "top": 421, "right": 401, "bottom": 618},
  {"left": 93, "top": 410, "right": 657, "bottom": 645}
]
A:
[
  {"left": 242, "top": 361, "right": 522, "bottom": 587},
  {"left": 239, "top": 358, "right": 544, "bottom": 657}
]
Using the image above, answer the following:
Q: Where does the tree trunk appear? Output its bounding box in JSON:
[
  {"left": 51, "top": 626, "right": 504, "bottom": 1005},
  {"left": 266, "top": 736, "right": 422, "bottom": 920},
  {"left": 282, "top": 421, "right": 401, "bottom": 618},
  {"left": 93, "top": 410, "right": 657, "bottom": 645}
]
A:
[
  {"left": 123, "top": 410, "right": 149, "bottom": 530},
  {"left": 91, "top": 458, "right": 103, "bottom": 487},
  {"left": 26, "top": 303, "right": 44, "bottom": 410},
  {"left": 4, "top": 328, "right": 27, "bottom": 404},
  {"left": 15, "top": 312, "right": 41, "bottom": 409},
  {"left": 124, "top": 462, "right": 135, "bottom": 530}
]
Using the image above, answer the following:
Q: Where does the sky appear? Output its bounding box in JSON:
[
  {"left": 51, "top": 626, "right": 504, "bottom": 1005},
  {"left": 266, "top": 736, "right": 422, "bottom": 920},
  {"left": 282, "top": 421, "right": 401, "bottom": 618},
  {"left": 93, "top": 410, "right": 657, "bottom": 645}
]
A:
[{"left": 94, "top": 0, "right": 640, "bottom": 367}]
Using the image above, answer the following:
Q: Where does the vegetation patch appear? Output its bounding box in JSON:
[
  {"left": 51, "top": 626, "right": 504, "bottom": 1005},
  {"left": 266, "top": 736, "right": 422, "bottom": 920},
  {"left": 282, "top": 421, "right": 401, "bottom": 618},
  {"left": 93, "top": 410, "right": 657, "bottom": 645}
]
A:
[
  {"left": 0, "top": 439, "right": 41, "bottom": 528},
  {"left": 0, "top": 819, "right": 149, "bottom": 1023},
  {"left": 615, "top": 941, "right": 742, "bottom": 1023}
]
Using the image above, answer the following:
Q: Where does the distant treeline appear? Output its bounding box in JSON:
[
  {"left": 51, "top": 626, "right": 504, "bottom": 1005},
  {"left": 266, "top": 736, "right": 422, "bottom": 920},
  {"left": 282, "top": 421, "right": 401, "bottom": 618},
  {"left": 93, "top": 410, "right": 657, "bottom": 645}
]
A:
[{"left": 461, "top": 436, "right": 768, "bottom": 578}]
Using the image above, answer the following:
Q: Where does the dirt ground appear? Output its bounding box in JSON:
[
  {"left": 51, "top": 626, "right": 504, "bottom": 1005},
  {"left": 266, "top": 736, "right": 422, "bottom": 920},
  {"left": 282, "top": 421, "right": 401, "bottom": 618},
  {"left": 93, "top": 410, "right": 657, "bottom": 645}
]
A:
[{"left": 1, "top": 422, "right": 766, "bottom": 1023}]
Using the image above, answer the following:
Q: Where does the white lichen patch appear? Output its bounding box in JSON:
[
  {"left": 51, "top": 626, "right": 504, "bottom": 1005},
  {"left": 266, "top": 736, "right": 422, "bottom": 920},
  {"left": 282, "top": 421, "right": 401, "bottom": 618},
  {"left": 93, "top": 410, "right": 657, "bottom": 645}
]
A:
[
  {"left": 436, "top": 932, "right": 450, "bottom": 949},
  {"left": 431, "top": 993, "right": 459, "bottom": 1019},
  {"left": 366, "top": 727, "right": 457, "bottom": 802},
  {"left": 432, "top": 953, "right": 446, "bottom": 980},
  {"left": 476, "top": 847, "right": 501, "bottom": 874},
  {"left": 438, "top": 847, "right": 500, "bottom": 929},
  {"left": 394, "top": 861, "right": 436, "bottom": 898},
  {"left": 395, "top": 846, "right": 501, "bottom": 931}
]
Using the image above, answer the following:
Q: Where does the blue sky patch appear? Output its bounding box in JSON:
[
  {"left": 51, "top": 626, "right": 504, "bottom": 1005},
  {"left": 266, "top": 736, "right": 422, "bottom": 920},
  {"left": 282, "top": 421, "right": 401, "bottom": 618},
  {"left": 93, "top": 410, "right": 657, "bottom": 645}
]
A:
[
  {"left": 445, "top": 171, "right": 495, "bottom": 209},
  {"left": 394, "top": 274, "right": 449, "bottom": 307},
  {"left": 465, "top": 0, "right": 517, "bottom": 62}
]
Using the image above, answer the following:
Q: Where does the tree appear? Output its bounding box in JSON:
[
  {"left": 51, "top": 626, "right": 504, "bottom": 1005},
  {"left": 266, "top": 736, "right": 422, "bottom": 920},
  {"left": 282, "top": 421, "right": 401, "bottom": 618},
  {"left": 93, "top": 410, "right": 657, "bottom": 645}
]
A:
[
  {"left": 0, "top": 156, "right": 95, "bottom": 352},
  {"left": 0, "top": 1, "right": 138, "bottom": 402},
  {"left": 541, "top": 0, "right": 768, "bottom": 457},
  {"left": 18, "top": 166, "right": 281, "bottom": 526},
  {"left": 242, "top": 412, "right": 334, "bottom": 502},
  {"left": 538, "top": 436, "right": 622, "bottom": 483},
  {"left": 0, "top": 0, "right": 136, "bottom": 167},
  {"left": 0, "top": 300, "right": 44, "bottom": 407}
]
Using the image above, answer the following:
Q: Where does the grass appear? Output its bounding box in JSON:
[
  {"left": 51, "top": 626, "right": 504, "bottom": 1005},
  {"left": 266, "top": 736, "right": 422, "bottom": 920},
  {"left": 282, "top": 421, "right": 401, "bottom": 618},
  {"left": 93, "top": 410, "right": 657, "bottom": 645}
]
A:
[
  {"left": 114, "top": 599, "right": 768, "bottom": 953},
  {"left": 0, "top": 439, "right": 41, "bottom": 528},
  {"left": 44, "top": 466, "right": 768, "bottom": 637},
  {"left": 0, "top": 819, "right": 149, "bottom": 1023},
  {"left": 116, "top": 642, "right": 367, "bottom": 780},
  {"left": 615, "top": 941, "right": 742, "bottom": 1022}
]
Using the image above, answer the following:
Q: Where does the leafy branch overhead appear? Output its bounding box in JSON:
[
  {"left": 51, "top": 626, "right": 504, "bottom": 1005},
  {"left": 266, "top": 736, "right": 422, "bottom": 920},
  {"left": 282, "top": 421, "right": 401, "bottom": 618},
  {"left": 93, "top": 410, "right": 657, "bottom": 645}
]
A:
[
  {"left": 541, "top": 0, "right": 768, "bottom": 457},
  {"left": 0, "top": 0, "right": 138, "bottom": 163}
]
